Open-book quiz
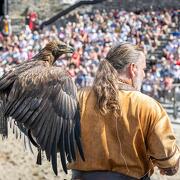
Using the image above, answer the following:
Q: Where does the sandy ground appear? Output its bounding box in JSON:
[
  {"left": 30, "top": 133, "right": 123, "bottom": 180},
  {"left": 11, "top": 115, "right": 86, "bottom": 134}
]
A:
[{"left": 0, "top": 123, "right": 179, "bottom": 180}]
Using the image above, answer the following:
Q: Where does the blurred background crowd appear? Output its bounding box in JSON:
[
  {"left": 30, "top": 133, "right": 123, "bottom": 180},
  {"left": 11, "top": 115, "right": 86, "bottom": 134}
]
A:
[
  {"left": 0, "top": 7, "right": 179, "bottom": 101},
  {"left": 0, "top": 1, "right": 180, "bottom": 179}
]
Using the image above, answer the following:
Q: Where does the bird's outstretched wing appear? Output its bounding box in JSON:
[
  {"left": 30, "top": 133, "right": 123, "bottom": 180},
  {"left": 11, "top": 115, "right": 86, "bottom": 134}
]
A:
[
  {"left": 0, "top": 61, "right": 44, "bottom": 138},
  {"left": 4, "top": 66, "right": 84, "bottom": 175}
]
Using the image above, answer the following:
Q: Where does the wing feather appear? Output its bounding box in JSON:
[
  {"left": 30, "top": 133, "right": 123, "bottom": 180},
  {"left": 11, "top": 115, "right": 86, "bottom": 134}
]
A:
[
  {"left": 58, "top": 120, "right": 67, "bottom": 173},
  {"left": 4, "top": 66, "right": 84, "bottom": 175},
  {"left": 5, "top": 91, "right": 27, "bottom": 116},
  {"left": 32, "top": 104, "right": 50, "bottom": 138},
  {"left": 34, "top": 111, "right": 52, "bottom": 144},
  {"left": 25, "top": 97, "right": 48, "bottom": 128},
  {"left": 46, "top": 115, "right": 57, "bottom": 161},
  {"left": 70, "top": 123, "right": 76, "bottom": 160},
  {"left": 11, "top": 97, "right": 33, "bottom": 121},
  {"left": 51, "top": 128, "right": 58, "bottom": 175}
]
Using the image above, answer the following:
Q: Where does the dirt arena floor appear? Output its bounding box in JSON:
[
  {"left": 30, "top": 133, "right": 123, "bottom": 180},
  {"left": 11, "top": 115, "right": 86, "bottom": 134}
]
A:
[{"left": 0, "top": 123, "right": 179, "bottom": 180}]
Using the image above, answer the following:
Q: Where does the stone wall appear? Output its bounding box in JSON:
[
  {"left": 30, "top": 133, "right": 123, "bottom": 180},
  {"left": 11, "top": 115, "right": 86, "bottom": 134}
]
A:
[{"left": 8, "top": 0, "right": 70, "bottom": 20}]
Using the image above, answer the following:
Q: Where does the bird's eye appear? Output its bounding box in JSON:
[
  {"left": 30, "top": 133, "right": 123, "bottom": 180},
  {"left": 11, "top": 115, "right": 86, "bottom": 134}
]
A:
[{"left": 58, "top": 44, "right": 66, "bottom": 49}]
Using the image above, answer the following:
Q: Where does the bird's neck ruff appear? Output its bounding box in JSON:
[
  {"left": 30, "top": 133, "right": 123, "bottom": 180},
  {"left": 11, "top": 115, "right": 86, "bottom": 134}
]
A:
[{"left": 34, "top": 49, "right": 55, "bottom": 65}]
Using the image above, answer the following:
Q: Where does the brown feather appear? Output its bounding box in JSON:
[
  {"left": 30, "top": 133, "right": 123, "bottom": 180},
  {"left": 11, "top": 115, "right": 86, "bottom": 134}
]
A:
[{"left": 0, "top": 40, "right": 83, "bottom": 175}]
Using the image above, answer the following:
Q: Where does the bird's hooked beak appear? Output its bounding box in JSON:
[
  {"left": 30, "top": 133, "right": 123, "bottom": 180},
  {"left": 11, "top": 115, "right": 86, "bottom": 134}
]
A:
[
  {"left": 64, "top": 45, "right": 75, "bottom": 53},
  {"left": 67, "top": 46, "right": 75, "bottom": 53}
]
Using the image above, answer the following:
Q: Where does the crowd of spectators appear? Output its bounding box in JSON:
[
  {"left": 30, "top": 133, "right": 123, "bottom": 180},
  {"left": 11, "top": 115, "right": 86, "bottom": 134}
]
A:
[{"left": 0, "top": 8, "right": 179, "bottom": 101}]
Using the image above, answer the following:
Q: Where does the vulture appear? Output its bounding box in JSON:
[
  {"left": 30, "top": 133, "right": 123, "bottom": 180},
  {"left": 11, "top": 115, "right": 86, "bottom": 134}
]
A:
[{"left": 0, "top": 40, "right": 85, "bottom": 175}]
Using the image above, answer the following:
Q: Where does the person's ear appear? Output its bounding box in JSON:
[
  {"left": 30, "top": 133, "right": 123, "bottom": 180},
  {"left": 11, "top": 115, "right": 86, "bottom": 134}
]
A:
[{"left": 129, "top": 63, "right": 137, "bottom": 78}]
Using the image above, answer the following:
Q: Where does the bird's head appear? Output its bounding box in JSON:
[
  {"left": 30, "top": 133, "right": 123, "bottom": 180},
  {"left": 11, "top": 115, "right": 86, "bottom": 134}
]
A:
[{"left": 44, "top": 40, "right": 74, "bottom": 61}]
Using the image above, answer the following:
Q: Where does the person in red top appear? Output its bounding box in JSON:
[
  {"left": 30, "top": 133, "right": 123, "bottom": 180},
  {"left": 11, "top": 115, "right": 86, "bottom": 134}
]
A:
[
  {"left": 176, "top": 60, "right": 180, "bottom": 66},
  {"left": 71, "top": 48, "right": 81, "bottom": 67},
  {"left": 26, "top": 8, "right": 38, "bottom": 31}
]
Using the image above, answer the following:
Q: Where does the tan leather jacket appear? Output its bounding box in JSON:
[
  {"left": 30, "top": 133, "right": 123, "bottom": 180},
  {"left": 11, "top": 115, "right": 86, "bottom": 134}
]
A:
[{"left": 68, "top": 87, "right": 180, "bottom": 179}]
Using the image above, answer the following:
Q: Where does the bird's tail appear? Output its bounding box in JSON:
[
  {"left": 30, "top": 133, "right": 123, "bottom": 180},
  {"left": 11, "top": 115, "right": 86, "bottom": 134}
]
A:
[{"left": 0, "top": 99, "right": 8, "bottom": 139}]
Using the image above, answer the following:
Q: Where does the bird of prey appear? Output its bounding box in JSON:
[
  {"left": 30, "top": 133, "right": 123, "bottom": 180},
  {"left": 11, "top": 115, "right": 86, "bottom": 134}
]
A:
[{"left": 0, "top": 40, "right": 84, "bottom": 175}]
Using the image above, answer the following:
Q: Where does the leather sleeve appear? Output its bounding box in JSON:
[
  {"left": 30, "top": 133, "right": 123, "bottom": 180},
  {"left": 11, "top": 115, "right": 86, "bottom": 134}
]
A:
[{"left": 146, "top": 102, "right": 180, "bottom": 174}]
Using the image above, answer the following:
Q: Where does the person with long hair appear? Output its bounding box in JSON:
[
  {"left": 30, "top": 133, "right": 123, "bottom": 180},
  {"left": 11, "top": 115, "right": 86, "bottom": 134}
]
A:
[{"left": 69, "top": 42, "right": 180, "bottom": 180}]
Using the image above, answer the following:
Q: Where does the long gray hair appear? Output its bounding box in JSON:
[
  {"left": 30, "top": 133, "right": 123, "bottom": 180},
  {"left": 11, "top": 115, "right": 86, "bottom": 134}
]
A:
[{"left": 93, "top": 42, "right": 144, "bottom": 117}]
